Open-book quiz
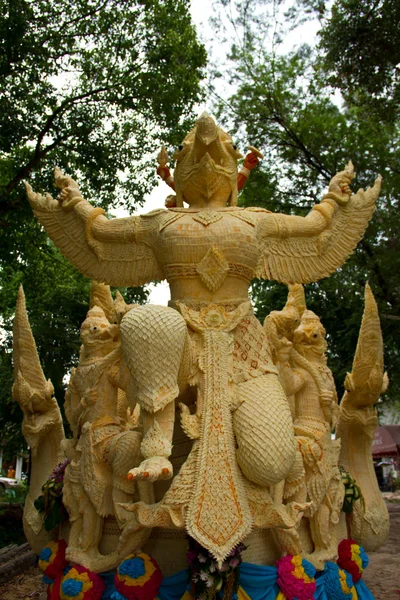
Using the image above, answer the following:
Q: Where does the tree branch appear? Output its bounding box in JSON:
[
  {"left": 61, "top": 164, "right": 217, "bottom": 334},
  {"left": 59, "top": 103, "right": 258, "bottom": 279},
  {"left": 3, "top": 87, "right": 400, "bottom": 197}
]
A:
[
  {"left": 2, "top": 139, "right": 62, "bottom": 212},
  {"left": 34, "top": 87, "right": 109, "bottom": 153}
]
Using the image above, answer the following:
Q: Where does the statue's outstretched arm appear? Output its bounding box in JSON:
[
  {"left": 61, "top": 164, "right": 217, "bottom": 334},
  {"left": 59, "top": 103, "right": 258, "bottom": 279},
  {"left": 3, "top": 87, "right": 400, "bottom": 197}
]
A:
[
  {"left": 26, "top": 169, "right": 163, "bottom": 287},
  {"left": 256, "top": 162, "right": 381, "bottom": 284}
]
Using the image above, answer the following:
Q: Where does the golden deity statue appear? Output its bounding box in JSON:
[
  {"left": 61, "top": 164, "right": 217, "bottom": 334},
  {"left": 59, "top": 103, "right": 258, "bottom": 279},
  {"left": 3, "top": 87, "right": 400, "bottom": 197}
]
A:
[{"left": 14, "top": 113, "right": 388, "bottom": 579}]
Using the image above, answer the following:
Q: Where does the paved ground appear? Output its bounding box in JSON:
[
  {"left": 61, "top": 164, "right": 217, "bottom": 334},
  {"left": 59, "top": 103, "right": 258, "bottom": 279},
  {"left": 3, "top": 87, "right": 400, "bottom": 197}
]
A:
[{"left": 363, "top": 501, "right": 400, "bottom": 600}]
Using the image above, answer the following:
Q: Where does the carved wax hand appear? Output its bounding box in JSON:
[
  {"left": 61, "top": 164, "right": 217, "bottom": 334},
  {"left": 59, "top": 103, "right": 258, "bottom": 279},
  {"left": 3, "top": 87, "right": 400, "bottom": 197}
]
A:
[{"left": 127, "top": 456, "right": 173, "bottom": 482}]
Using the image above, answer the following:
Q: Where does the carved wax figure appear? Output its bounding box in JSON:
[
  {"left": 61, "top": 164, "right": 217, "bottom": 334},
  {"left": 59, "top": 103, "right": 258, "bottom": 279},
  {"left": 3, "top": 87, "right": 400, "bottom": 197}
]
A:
[{"left": 26, "top": 112, "right": 381, "bottom": 562}]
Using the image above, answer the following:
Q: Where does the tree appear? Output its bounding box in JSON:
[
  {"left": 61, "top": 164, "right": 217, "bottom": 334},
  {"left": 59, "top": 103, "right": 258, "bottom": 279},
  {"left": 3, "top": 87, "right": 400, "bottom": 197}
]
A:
[
  {"left": 0, "top": 0, "right": 207, "bottom": 454},
  {"left": 210, "top": 0, "right": 400, "bottom": 419},
  {"left": 0, "top": 0, "right": 206, "bottom": 213},
  {"left": 318, "top": 0, "right": 400, "bottom": 123}
]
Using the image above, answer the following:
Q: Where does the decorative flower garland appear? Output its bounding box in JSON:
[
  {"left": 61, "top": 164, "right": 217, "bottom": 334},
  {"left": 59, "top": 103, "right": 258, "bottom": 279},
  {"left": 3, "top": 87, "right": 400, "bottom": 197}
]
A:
[
  {"left": 112, "top": 553, "right": 163, "bottom": 600},
  {"left": 276, "top": 555, "right": 316, "bottom": 600},
  {"left": 187, "top": 537, "right": 246, "bottom": 600},
  {"left": 337, "top": 539, "right": 369, "bottom": 583},
  {"left": 38, "top": 539, "right": 69, "bottom": 600},
  {"left": 339, "top": 467, "right": 362, "bottom": 514},
  {"left": 34, "top": 459, "right": 71, "bottom": 531}
]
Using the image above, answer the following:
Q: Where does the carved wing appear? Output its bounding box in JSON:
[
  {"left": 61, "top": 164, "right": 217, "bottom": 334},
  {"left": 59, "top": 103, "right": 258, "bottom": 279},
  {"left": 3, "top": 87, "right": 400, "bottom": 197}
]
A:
[
  {"left": 26, "top": 187, "right": 163, "bottom": 287},
  {"left": 257, "top": 180, "right": 380, "bottom": 284}
]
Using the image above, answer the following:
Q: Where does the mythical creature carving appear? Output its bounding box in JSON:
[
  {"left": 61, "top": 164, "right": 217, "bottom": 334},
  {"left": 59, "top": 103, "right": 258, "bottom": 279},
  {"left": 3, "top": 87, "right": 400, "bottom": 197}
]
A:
[
  {"left": 62, "top": 286, "right": 153, "bottom": 571},
  {"left": 12, "top": 286, "right": 65, "bottom": 553},
  {"left": 17, "top": 113, "right": 388, "bottom": 572},
  {"left": 291, "top": 307, "right": 343, "bottom": 567},
  {"left": 336, "top": 284, "right": 389, "bottom": 551}
]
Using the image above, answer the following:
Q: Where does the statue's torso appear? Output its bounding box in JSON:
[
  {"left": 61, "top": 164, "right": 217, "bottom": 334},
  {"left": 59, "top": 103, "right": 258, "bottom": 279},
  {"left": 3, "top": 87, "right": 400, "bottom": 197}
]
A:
[
  {"left": 69, "top": 361, "right": 120, "bottom": 429},
  {"left": 153, "top": 208, "right": 262, "bottom": 304}
]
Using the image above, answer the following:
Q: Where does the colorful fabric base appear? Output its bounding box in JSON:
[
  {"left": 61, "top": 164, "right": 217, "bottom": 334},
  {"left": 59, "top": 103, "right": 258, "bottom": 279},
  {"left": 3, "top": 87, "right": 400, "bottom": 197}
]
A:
[{"left": 98, "top": 561, "right": 376, "bottom": 600}]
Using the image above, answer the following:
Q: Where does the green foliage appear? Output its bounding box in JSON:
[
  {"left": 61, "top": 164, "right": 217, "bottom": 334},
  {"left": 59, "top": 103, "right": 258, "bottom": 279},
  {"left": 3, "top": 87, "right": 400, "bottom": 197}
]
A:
[
  {"left": 34, "top": 492, "right": 67, "bottom": 532},
  {"left": 211, "top": 0, "right": 400, "bottom": 418},
  {"left": 0, "top": 0, "right": 206, "bottom": 453},
  {"left": 0, "top": 0, "right": 206, "bottom": 211},
  {"left": 34, "top": 459, "right": 70, "bottom": 531},
  {"left": 339, "top": 466, "right": 363, "bottom": 514},
  {"left": 0, "top": 480, "right": 28, "bottom": 504},
  {"left": 318, "top": 0, "right": 400, "bottom": 123}
]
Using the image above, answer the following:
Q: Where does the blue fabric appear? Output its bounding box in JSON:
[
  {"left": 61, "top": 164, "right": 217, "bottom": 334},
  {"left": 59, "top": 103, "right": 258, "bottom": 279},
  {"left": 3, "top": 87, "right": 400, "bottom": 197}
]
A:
[
  {"left": 314, "top": 571, "right": 328, "bottom": 600},
  {"left": 101, "top": 571, "right": 118, "bottom": 600},
  {"left": 157, "top": 568, "right": 190, "bottom": 600},
  {"left": 155, "top": 562, "right": 280, "bottom": 600},
  {"left": 40, "top": 546, "right": 52, "bottom": 561},
  {"left": 118, "top": 556, "right": 146, "bottom": 578},
  {"left": 323, "top": 562, "right": 353, "bottom": 600},
  {"left": 359, "top": 547, "right": 369, "bottom": 570},
  {"left": 302, "top": 559, "right": 316, "bottom": 579},
  {"left": 239, "top": 562, "right": 280, "bottom": 600},
  {"left": 110, "top": 593, "right": 126, "bottom": 600},
  {"left": 355, "top": 579, "right": 376, "bottom": 600},
  {"left": 61, "top": 578, "right": 83, "bottom": 597}
]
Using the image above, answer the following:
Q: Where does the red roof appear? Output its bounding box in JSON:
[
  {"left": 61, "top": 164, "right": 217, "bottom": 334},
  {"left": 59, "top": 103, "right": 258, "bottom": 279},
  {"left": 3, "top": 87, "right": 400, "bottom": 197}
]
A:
[{"left": 372, "top": 425, "right": 400, "bottom": 457}]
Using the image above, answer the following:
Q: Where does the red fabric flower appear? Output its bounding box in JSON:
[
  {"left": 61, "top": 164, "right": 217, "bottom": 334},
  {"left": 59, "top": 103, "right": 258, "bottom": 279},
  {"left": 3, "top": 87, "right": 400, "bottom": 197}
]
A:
[
  {"left": 60, "top": 565, "right": 105, "bottom": 600},
  {"left": 337, "top": 539, "right": 368, "bottom": 583},
  {"left": 114, "top": 553, "right": 163, "bottom": 600},
  {"left": 38, "top": 540, "right": 68, "bottom": 581}
]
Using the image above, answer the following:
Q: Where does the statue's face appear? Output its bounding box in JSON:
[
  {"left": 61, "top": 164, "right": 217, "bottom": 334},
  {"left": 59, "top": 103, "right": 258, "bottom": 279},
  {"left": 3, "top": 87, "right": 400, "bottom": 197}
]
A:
[
  {"left": 173, "top": 113, "right": 242, "bottom": 207},
  {"left": 293, "top": 313, "right": 327, "bottom": 355},
  {"left": 80, "top": 307, "right": 120, "bottom": 354}
]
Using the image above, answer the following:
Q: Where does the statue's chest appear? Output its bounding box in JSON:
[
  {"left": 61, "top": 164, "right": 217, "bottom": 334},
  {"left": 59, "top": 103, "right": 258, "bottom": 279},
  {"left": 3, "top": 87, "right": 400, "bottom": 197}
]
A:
[{"left": 156, "top": 211, "right": 259, "bottom": 269}]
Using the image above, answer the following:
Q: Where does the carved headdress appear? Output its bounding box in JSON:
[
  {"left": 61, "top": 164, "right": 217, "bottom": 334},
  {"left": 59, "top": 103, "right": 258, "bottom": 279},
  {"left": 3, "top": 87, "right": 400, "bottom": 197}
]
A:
[{"left": 173, "top": 112, "right": 243, "bottom": 207}]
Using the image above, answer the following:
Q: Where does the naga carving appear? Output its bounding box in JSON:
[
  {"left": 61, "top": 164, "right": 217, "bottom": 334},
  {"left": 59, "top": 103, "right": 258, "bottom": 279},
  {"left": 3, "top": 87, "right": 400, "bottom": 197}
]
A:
[
  {"left": 14, "top": 113, "right": 388, "bottom": 582},
  {"left": 336, "top": 284, "right": 389, "bottom": 551},
  {"left": 12, "top": 286, "right": 65, "bottom": 554}
]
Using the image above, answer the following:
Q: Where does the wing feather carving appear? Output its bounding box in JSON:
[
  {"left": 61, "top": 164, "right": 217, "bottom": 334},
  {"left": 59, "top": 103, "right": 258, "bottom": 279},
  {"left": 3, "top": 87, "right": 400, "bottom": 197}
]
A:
[
  {"left": 257, "top": 179, "right": 381, "bottom": 284},
  {"left": 26, "top": 186, "right": 163, "bottom": 287}
]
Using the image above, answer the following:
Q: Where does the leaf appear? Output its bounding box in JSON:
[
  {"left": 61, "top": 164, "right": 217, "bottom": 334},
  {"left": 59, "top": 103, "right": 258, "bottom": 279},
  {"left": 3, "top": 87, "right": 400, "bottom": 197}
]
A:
[{"left": 34, "top": 495, "right": 45, "bottom": 513}]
